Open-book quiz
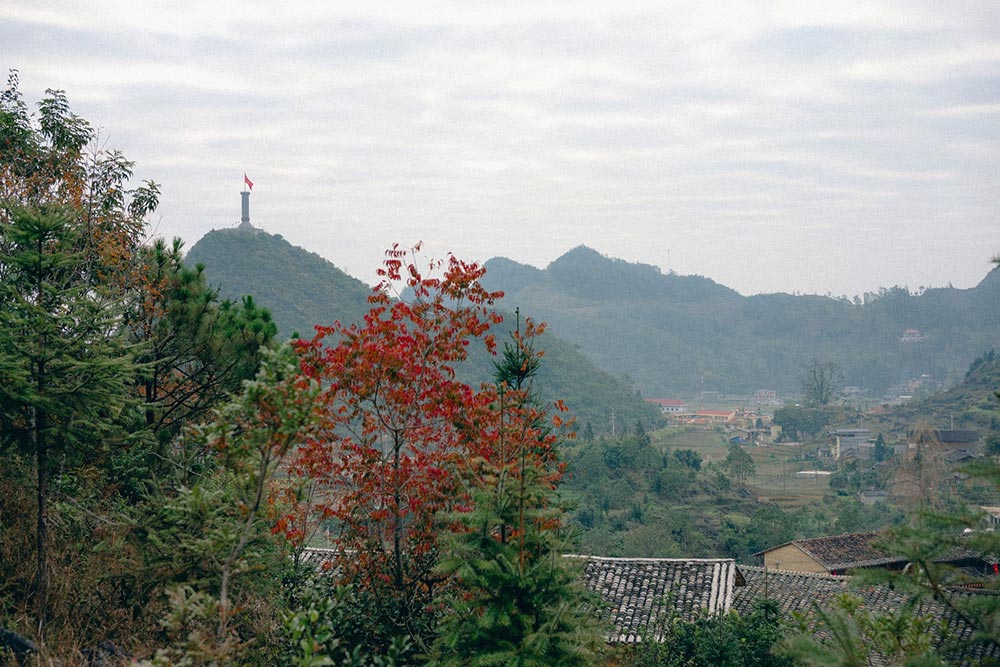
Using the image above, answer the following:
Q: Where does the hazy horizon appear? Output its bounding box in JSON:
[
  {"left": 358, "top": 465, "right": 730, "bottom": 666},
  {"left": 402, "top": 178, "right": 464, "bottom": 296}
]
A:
[
  {"left": 192, "top": 226, "right": 997, "bottom": 299},
  {"left": 6, "top": 1, "right": 999, "bottom": 297}
]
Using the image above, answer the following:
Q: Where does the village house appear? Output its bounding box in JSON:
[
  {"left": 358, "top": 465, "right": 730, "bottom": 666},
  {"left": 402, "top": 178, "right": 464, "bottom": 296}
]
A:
[
  {"left": 732, "top": 426, "right": 774, "bottom": 445},
  {"left": 922, "top": 429, "right": 980, "bottom": 452},
  {"left": 829, "top": 428, "right": 872, "bottom": 459},
  {"left": 942, "top": 449, "right": 980, "bottom": 464},
  {"left": 857, "top": 490, "right": 889, "bottom": 505},
  {"left": 752, "top": 531, "right": 903, "bottom": 575},
  {"left": 733, "top": 567, "right": 1000, "bottom": 665},
  {"left": 752, "top": 531, "right": 999, "bottom": 578},
  {"left": 645, "top": 398, "right": 689, "bottom": 415},
  {"left": 751, "top": 389, "right": 780, "bottom": 406},
  {"left": 682, "top": 409, "right": 738, "bottom": 426}
]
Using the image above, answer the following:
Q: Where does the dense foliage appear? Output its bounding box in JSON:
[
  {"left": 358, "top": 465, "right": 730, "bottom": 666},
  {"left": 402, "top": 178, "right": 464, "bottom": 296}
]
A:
[
  {"left": 562, "top": 427, "right": 904, "bottom": 561},
  {"left": 432, "top": 320, "right": 605, "bottom": 667},
  {"left": 625, "top": 600, "right": 793, "bottom": 667},
  {"left": 0, "top": 74, "right": 286, "bottom": 660},
  {"left": 288, "top": 246, "right": 508, "bottom": 654},
  {"left": 279, "top": 246, "right": 605, "bottom": 664},
  {"left": 3, "top": 73, "right": 997, "bottom": 667}
]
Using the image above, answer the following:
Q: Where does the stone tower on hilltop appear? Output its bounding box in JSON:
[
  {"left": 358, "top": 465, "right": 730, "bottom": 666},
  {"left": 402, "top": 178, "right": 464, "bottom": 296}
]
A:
[{"left": 238, "top": 173, "right": 256, "bottom": 230}]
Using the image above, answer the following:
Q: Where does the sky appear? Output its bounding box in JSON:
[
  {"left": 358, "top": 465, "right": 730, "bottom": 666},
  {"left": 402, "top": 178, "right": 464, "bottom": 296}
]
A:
[{"left": 3, "top": 1, "right": 999, "bottom": 297}]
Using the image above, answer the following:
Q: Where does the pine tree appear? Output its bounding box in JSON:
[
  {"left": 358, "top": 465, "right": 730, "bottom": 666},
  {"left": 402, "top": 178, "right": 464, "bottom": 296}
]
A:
[
  {"left": 129, "top": 237, "right": 276, "bottom": 479},
  {"left": 1, "top": 71, "right": 157, "bottom": 639},
  {"left": 0, "top": 206, "right": 139, "bottom": 632},
  {"left": 873, "top": 432, "right": 887, "bottom": 462},
  {"left": 432, "top": 318, "right": 605, "bottom": 667}
]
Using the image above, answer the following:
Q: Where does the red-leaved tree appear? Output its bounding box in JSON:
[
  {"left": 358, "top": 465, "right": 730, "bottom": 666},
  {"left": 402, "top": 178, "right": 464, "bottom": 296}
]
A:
[{"left": 290, "top": 243, "right": 504, "bottom": 649}]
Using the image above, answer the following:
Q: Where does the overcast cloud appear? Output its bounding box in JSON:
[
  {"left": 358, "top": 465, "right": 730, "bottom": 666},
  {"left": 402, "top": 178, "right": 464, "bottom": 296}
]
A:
[{"left": 3, "top": 1, "right": 999, "bottom": 297}]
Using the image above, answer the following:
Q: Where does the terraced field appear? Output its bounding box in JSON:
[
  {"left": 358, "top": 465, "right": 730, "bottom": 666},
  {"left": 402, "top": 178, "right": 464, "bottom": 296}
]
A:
[{"left": 654, "top": 427, "right": 832, "bottom": 507}]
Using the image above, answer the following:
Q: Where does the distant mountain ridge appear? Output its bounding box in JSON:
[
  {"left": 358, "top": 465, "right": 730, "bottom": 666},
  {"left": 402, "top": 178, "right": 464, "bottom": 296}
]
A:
[
  {"left": 185, "top": 231, "right": 998, "bottom": 402},
  {"left": 183, "top": 230, "right": 661, "bottom": 433},
  {"left": 480, "top": 246, "right": 1000, "bottom": 398}
]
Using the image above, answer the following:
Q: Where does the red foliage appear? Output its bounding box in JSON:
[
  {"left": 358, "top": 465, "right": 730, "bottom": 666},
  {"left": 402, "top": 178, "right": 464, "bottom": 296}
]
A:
[
  {"left": 290, "top": 244, "right": 504, "bottom": 598},
  {"left": 281, "top": 246, "right": 578, "bottom": 649}
]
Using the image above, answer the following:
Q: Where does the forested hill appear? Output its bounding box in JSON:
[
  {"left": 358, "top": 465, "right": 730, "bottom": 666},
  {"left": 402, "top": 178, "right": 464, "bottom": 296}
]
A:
[
  {"left": 481, "top": 246, "right": 1000, "bottom": 397},
  {"left": 185, "top": 228, "right": 373, "bottom": 339},
  {"left": 184, "top": 229, "right": 661, "bottom": 434},
  {"left": 872, "top": 350, "right": 1000, "bottom": 438}
]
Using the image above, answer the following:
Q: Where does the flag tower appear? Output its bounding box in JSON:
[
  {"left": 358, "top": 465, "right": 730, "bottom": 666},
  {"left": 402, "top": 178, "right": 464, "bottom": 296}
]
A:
[{"left": 238, "top": 173, "right": 254, "bottom": 229}]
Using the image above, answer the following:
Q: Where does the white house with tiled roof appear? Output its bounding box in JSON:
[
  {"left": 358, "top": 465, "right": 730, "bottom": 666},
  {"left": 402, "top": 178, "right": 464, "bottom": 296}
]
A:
[{"left": 646, "top": 398, "right": 689, "bottom": 414}]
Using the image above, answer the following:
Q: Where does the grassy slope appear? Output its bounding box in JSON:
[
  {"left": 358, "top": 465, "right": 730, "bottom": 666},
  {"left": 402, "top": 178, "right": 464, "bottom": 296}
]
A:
[{"left": 185, "top": 228, "right": 373, "bottom": 338}]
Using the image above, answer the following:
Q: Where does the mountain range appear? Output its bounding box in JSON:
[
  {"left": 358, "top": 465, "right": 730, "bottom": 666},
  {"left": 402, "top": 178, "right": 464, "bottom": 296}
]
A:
[
  {"left": 184, "top": 229, "right": 661, "bottom": 433},
  {"left": 480, "top": 246, "right": 1000, "bottom": 399},
  {"left": 186, "top": 230, "right": 999, "bottom": 405}
]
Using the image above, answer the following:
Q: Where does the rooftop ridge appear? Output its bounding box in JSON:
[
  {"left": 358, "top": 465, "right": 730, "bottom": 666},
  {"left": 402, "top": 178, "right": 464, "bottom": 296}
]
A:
[
  {"left": 740, "top": 565, "right": 851, "bottom": 580},
  {"left": 566, "top": 554, "right": 735, "bottom": 563}
]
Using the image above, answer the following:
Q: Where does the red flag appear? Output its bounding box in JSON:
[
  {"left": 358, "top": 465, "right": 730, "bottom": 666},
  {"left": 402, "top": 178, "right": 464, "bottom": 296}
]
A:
[{"left": 244, "top": 173, "right": 254, "bottom": 191}]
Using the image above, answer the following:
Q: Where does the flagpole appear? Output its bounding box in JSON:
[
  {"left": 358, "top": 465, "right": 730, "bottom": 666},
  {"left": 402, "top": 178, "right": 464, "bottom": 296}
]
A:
[{"left": 240, "top": 174, "right": 251, "bottom": 227}]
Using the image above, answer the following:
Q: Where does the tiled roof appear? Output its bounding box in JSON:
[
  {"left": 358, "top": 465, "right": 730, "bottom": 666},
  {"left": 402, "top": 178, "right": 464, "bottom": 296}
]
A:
[
  {"left": 573, "top": 556, "right": 740, "bottom": 643},
  {"left": 795, "top": 532, "right": 905, "bottom": 570},
  {"left": 754, "top": 531, "right": 999, "bottom": 573},
  {"left": 942, "top": 449, "right": 980, "bottom": 463},
  {"left": 300, "top": 549, "right": 741, "bottom": 644},
  {"left": 298, "top": 547, "right": 340, "bottom": 570},
  {"left": 733, "top": 566, "right": 1000, "bottom": 666},
  {"left": 646, "top": 398, "right": 687, "bottom": 407},
  {"left": 754, "top": 531, "right": 905, "bottom": 571},
  {"left": 299, "top": 549, "right": 741, "bottom": 646},
  {"left": 935, "top": 430, "right": 980, "bottom": 444},
  {"left": 297, "top": 547, "right": 997, "bottom": 661}
]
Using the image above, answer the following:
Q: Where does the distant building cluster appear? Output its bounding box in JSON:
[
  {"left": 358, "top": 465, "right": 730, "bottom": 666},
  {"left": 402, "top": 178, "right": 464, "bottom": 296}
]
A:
[
  {"left": 645, "top": 395, "right": 779, "bottom": 444},
  {"left": 828, "top": 428, "right": 980, "bottom": 462}
]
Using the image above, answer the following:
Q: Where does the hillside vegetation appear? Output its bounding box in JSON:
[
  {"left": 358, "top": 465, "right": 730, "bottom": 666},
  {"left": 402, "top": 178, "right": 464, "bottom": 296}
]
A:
[
  {"left": 185, "top": 228, "right": 373, "bottom": 339},
  {"left": 185, "top": 230, "right": 660, "bottom": 434},
  {"left": 482, "top": 246, "right": 1000, "bottom": 397},
  {"left": 561, "top": 426, "right": 905, "bottom": 562},
  {"left": 866, "top": 349, "right": 1000, "bottom": 440}
]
